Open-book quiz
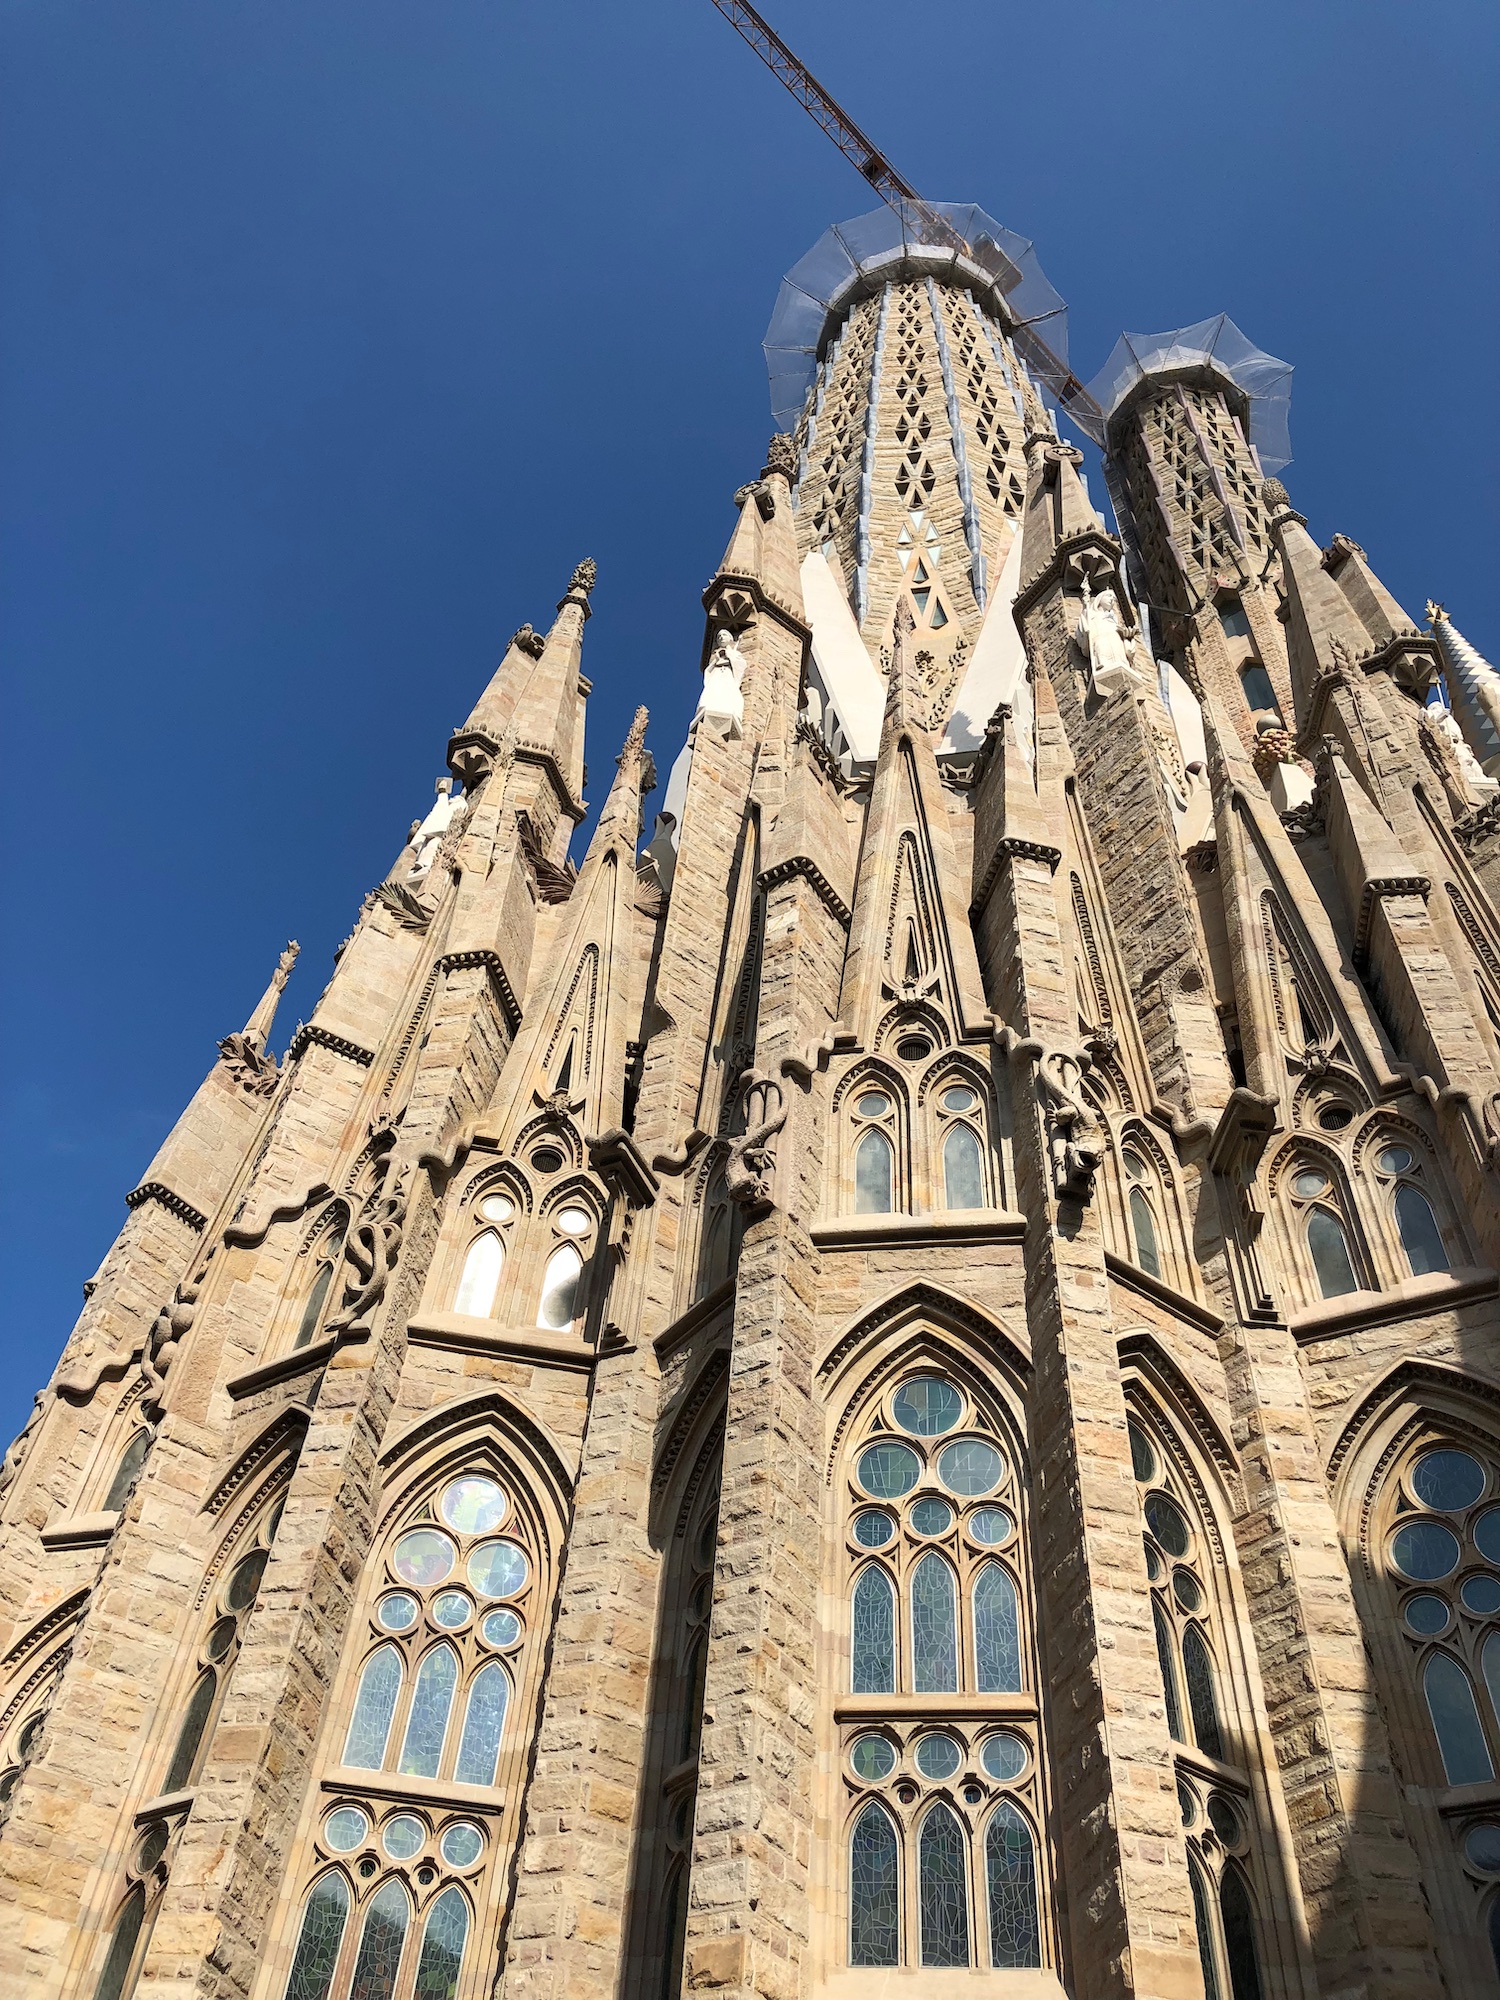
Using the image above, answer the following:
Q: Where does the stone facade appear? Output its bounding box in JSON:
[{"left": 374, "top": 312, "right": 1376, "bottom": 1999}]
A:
[{"left": 4, "top": 203, "right": 1500, "bottom": 2000}]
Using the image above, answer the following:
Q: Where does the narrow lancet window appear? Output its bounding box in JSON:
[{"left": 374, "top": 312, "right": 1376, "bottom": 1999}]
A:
[
  {"left": 911, "top": 1552, "right": 958, "bottom": 1693},
  {"left": 348, "top": 1879, "right": 409, "bottom": 2000},
  {"left": 1395, "top": 1185, "right": 1448, "bottom": 1276},
  {"left": 1306, "top": 1208, "right": 1358, "bottom": 1298},
  {"left": 973, "top": 1563, "right": 1021, "bottom": 1693},
  {"left": 943, "top": 1123, "right": 984, "bottom": 1210},
  {"left": 283, "top": 1874, "right": 350, "bottom": 2000},
  {"left": 1423, "top": 1651, "right": 1494, "bottom": 1785},
  {"left": 454, "top": 1664, "right": 509, "bottom": 1786},
  {"left": 849, "top": 1802, "right": 900, "bottom": 1967},
  {"left": 852, "top": 1567, "right": 896, "bottom": 1694},
  {"left": 985, "top": 1802, "right": 1040, "bottom": 1968},
  {"left": 537, "top": 1245, "right": 583, "bottom": 1330},
  {"left": 918, "top": 1802, "right": 970, "bottom": 1967},
  {"left": 454, "top": 1230, "right": 504, "bottom": 1318},
  {"left": 103, "top": 1431, "right": 150, "bottom": 1512},
  {"left": 414, "top": 1887, "right": 469, "bottom": 1999},
  {"left": 855, "top": 1129, "right": 894, "bottom": 1214},
  {"left": 343, "top": 1645, "right": 403, "bottom": 1770},
  {"left": 399, "top": 1645, "right": 458, "bottom": 1778}
]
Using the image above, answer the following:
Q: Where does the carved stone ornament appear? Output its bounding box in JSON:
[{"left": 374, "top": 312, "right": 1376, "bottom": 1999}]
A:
[
  {"left": 1035, "top": 1047, "right": 1105, "bottom": 1201},
  {"left": 374, "top": 880, "right": 435, "bottom": 931},
  {"left": 762, "top": 432, "right": 798, "bottom": 481},
  {"left": 0, "top": 1394, "right": 48, "bottom": 1501},
  {"left": 216, "top": 1032, "right": 280, "bottom": 1098},
  {"left": 511, "top": 623, "right": 547, "bottom": 661},
  {"left": 725, "top": 1073, "right": 786, "bottom": 1211},
  {"left": 324, "top": 1141, "right": 409, "bottom": 1344},
  {"left": 734, "top": 479, "right": 777, "bottom": 521},
  {"left": 1261, "top": 477, "right": 1290, "bottom": 511},
  {"left": 570, "top": 557, "right": 597, "bottom": 598}
]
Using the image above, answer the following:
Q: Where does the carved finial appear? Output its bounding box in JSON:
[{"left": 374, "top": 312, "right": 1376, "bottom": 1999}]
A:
[
  {"left": 762, "top": 433, "right": 798, "bottom": 481},
  {"left": 1261, "top": 477, "right": 1290, "bottom": 512},
  {"left": 273, "top": 941, "right": 301, "bottom": 993},
  {"left": 620, "top": 704, "right": 649, "bottom": 760},
  {"left": 511, "top": 622, "right": 546, "bottom": 660},
  {"left": 1427, "top": 599, "right": 1447, "bottom": 627},
  {"left": 570, "top": 558, "right": 597, "bottom": 598}
]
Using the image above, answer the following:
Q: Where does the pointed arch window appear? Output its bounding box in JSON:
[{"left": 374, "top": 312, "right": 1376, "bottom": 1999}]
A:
[
  {"left": 93, "top": 1885, "right": 147, "bottom": 2000},
  {"left": 1182, "top": 1626, "right": 1224, "bottom": 1762},
  {"left": 344, "top": 1646, "right": 404, "bottom": 1771},
  {"left": 840, "top": 1370, "right": 1045, "bottom": 1969},
  {"left": 284, "top": 1873, "right": 350, "bottom": 2000},
  {"left": 454, "top": 1664, "right": 509, "bottom": 1786},
  {"left": 1123, "top": 1148, "right": 1163, "bottom": 1280},
  {"left": 1285, "top": 1160, "right": 1362, "bottom": 1299},
  {"left": 102, "top": 1430, "right": 151, "bottom": 1513},
  {"left": 453, "top": 1231, "right": 504, "bottom": 1319},
  {"left": 399, "top": 1645, "right": 459, "bottom": 1777},
  {"left": 1424, "top": 1652, "right": 1493, "bottom": 1785},
  {"left": 414, "top": 1886, "right": 469, "bottom": 1998},
  {"left": 295, "top": 1260, "right": 337, "bottom": 1350},
  {"left": 348, "top": 1878, "right": 409, "bottom": 2000},
  {"left": 537, "top": 1244, "right": 583, "bottom": 1329},
  {"left": 160, "top": 1503, "right": 281, "bottom": 1795},
  {"left": 855, "top": 1129, "right": 894, "bottom": 1214},
  {"left": 942, "top": 1124, "right": 983, "bottom": 1210},
  {"left": 1370, "top": 1138, "right": 1453, "bottom": 1277}
]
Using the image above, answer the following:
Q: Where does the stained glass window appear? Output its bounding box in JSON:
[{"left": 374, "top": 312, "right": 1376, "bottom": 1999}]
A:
[
  {"left": 1154, "top": 1603, "right": 1184, "bottom": 1742},
  {"left": 973, "top": 1564, "right": 1021, "bottom": 1693},
  {"left": 911, "top": 1552, "right": 958, "bottom": 1694},
  {"left": 1306, "top": 1209, "right": 1358, "bottom": 1298},
  {"left": 1129, "top": 1187, "right": 1161, "bottom": 1279},
  {"left": 1183, "top": 1627, "right": 1224, "bottom": 1762},
  {"left": 103, "top": 1431, "right": 150, "bottom": 1513},
  {"left": 849, "top": 1802, "right": 899, "bottom": 1966},
  {"left": 93, "top": 1886, "right": 146, "bottom": 2000},
  {"left": 453, "top": 1230, "right": 504, "bottom": 1317},
  {"left": 163, "top": 1670, "right": 217, "bottom": 1794},
  {"left": 344, "top": 1646, "right": 403, "bottom": 1770},
  {"left": 918, "top": 1802, "right": 970, "bottom": 1967},
  {"left": 454, "top": 1664, "right": 508, "bottom": 1786},
  {"left": 347, "top": 1878, "right": 409, "bottom": 2000},
  {"left": 1219, "top": 1864, "right": 1265, "bottom": 2000},
  {"left": 537, "top": 1245, "right": 583, "bottom": 1329},
  {"left": 1189, "top": 1860, "right": 1222, "bottom": 2000},
  {"left": 295, "top": 1262, "right": 335, "bottom": 1350},
  {"left": 1423, "top": 1651, "right": 1494, "bottom": 1785},
  {"left": 985, "top": 1802, "right": 1039, "bottom": 1968},
  {"left": 942, "top": 1124, "right": 984, "bottom": 1210},
  {"left": 399, "top": 1646, "right": 458, "bottom": 1778},
  {"left": 412, "top": 1885, "right": 469, "bottom": 2000},
  {"left": 852, "top": 1568, "right": 896, "bottom": 1694},
  {"left": 1394, "top": 1186, "right": 1448, "bottom": 1276},
  {"left": 283, "top": 1873, "right": 349, "bottom": 2000},
  {"left": 855, "top": 1129, "right": 894, "bottom": 1214}
]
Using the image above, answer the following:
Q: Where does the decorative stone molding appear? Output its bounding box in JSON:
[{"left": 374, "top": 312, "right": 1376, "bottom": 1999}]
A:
[
  {"left": 1455, "top": 796, "right": 1500, "bottom": 853},
  {"left": 701, "top": 571, "right": 811, "bottom": 645},
  {"left": 761, "top": 432, "right": 798, "bottom": 481},
  {"left": 437, "top": 950, "right": 522, "bottom": 1033},
  {"left": 724, "top": 1073, "right": 786, "bottom": 1211},
  {"left": 758, "top": 856, "right": 853, "bottom": 929},
  {"left": 586, "top": 1127, "right": 659, "bottom": 1208},
  {"left": 124, "top": 1181, "right": 209, "bottom": 1231},
  {"left": 733, "top": 479, "right": 777, "bottom": 520},
  {"left": 286, "top": 1023, "right": 376, "bottom": 1068}
]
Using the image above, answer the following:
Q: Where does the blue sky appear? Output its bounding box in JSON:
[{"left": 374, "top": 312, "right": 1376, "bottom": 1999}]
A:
[{"left": 2, "top": 0, "right": 1496, "bottom": 1444}]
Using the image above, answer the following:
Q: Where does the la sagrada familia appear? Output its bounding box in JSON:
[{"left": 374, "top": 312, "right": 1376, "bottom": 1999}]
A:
[{"left": 7, "top": 196, "right": 1500, "bottom": 2000}]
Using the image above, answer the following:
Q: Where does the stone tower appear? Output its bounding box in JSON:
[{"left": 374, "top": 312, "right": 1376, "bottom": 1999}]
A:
[{"left": 4, "top": 199, "right": 1500, "bottom": 2000}]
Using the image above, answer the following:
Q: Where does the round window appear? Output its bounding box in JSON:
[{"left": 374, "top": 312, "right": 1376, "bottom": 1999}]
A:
[
  {"left": 1173, "top": 1570, "right": 1203, "bottom": 1614},
  {"left": 892, "top": 1377, "right": 963, "bottom": 1436},
  {"left": 1376, "top": 1144, "right": 1415, "bottom": 1176},
  {"left": 440, "top": 1476, "right": 508, "bottom": 1536},
  {"left": 324, "top": 1807, "right": 369, "bottom": 1853},
  {"left": 1403, "top": 1594, "right": 1450, "bottom": 1636},
  {"left": 852, "top": 1510, "right": 895, "bottom": 1549},
  {"left": 392, "top": 1530, "right": 456, "bottom": 1589},
  {"left": 468, "top": 1541, "right": 530, "bottom": 1598},
  {"left": 1466, "top": 1824, "right": 1500, "bottom": 1873},
  {"left": 1144, "top": 1493, "right": 1190, "bottom": 1558},
  {"left": 937, "top": 1439, "right": 1004, "bottom": 1496},
  {"left": 1317, "top": 1104, "right": 1353, "bottom": 1131},
  {"left": 968, "top": 1506, "right": 1013, "bottom": 1547},
  {"left": 980, "top": 1733, "right": 1028, "bottom": 1783},
  {"left": 1476, "top": 1509, "right": 1500, "bottom": 1564},
  {"left": 378, "top": 1592, "right": 419, "bottom": 1632},
  {"left": 857, "top": 1443, "right": 922, "bottom": 1498},
  {"left": 1390, "top": 1520, "right": 1462, "bottom": 1581},
  {"left": 383, "top": 1815, "right": 425, "bottom": 1860},
  {"left": 914, "top": 1734, "right": 962, "bottom": 1780},
  {"left": 1207, "top": 1796, "right": 1241, "bottom": 1847},
  {"left": 910, "top": 1497, "right": 953, "bottom": 1536},
  {"left": 856, "top": 1091, "right": 891, "bottom": 1119},
  {"left": 432, "top": 1591, "right": 472, "bottom": 1630},
  {"left": 896, "top": 1036, "right": 932, "bottom": 1063},
  {"left": 1124, "top": 1153, "right": 1147, "bottom": 1184},
  {"left": 479, "top": 1194, "right": 515, "bottom": 1223},
  {"left": 1292, "top": 1168, "right": 1330, "bottom": 1199},
  {"left": 850, "top": 1734, "right": 897, "bottom": 1782},
  {"left": 1128, "top": 1422, "right": 1157, "bottom": 1484},
  {"left": 555, "top": 1207, "right": 592, "bottom": 1237},
  {"left": 205, "top": 1616, "right": 237, "bottom": 1662},
  {"left": 530, "top": 1146, "right": 564, "bottom": 1175},
  {"left": 941, "top": 1086, "right": 977, "bottom": 1113},
  {"left": 482, "top": 1608, "right": 523, "bottom": 1649},
  {"left": 1410, "top": 1449, "right": 1485, "bottom": 1513},
  {"left": 1462, "top": 1575, "right": 1500, "bottom": 1617},
  {"left": 441, "top": 1822, "right": 485, "bottom": 1868}
]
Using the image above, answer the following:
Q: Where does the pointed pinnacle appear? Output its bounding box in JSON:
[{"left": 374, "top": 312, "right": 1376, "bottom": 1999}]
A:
[{"left": 619, "top": 704, "right": 649, "bottom": 762}]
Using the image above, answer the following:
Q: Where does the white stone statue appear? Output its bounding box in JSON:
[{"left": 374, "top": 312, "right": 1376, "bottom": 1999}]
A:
[
  {"left": 1432, "top": 701, "right": 1499, "bottom": 795},
  {"left": 1075, "top": 586, "right": 1140, "bottom": 699},
  {"left": 698, "top": 628, "right": 747, "bottom": 740},
  {"left": 408, "top": 778, "right": 467, "bottom": 878}
]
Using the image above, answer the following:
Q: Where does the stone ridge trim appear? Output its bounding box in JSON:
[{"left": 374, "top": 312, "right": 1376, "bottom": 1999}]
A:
[{"left": 124, "top": 1181, "right": 209, "bottom": 1231}]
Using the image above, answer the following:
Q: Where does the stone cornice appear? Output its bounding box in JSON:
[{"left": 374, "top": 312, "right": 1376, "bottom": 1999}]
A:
[
  {"left": 1103, "top": 1251, "right": 1224, "bottom": 1334},
  {"left": 1354, "top": 871, "right": 1432, "bottom": 967},
  {"left": 512, "top": 741, "right": 588, "bottom": 823},
  {"left": 437, "top": 951, "right": 523, "bottom": 1033},
  {"left": 286, "top": 1023, "right": 376, "bottom": 1069},
  {"left": 1012, "top": 527, "right": 1122, "bottom": 622},
  {"left": 125, "top": 1182, "right": 208, "bottom": 1232},
  {"left": 810, "top": 1211, "right": 1027, "bottom": 1250},
  {"left": 225, "top": 1340, "right": 336, "bottom": 1403},
  {"left": 758, "top": 857, "right": 853, "bottom": 929},
  {"left": 701, "top": 568, "right": 812, "bottom": 645},
  {"left": 586, "top": 1128, "right": 659, "bottom": 1208},
  {"left": 970, "top": 836, "right": 1063, "bottom": 921},
  {"left": 1291, "top": 1267, "right": 1499, "bottom": 1347}
]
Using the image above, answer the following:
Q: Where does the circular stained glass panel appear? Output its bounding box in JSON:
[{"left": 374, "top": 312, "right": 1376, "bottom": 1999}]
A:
[
  {"left": 441, "top": 1477, "right": 508, "bottom": 1536},
  {"left": 857, "top": 1443, "right": 921, "bottom": 1498},
  {"left": 1466, "top": 1823, "right": 1500, "bottom": 1873},
  {"left": 482, "top": 1608, "right": 523, "bottom": 1649},
  {"left": 1376, "top": 1145, "right": 1415, "bottom": 1176},
  {"left": 383, "top": 1815, "right": 425, "bottom": 1860},
  {"left": 392, "top": 1530, "right": 455, "bottom": 1589},
  {"left": 849, "top": 1734, "right": 896, "bottom": 1782},
  {"left": 1173, "top": 1569, "right": 1203, "bottom": 1614},
  {"left": 1292, "top": 1169, "right": 1330, "bottom": 1199},
  {"left": 1462, "top": 1575, "right": 1500, "bottom": 1617},
  {"left": 441, "top": 1822, "right": 484, "bottom": 1868},
  {"left": 1207, "top": 1796, "right": 1240, "bottom": 1846},
  {"left": 892, "top": 1377, "right": 963, "bottom": 1436},
  {"left": 852, "top": 1510, "right": 895, "bottom": 1549},
  {"left": 479, "top": 1194, "right": 514, "bottom": 1223},
  {"left": 981, "top": 1733, "right": 1028, "bottom": 1783},
  {"left": 205, "top": 1616, "right": 237, "bottom": 1662},
  {"left": 1391, "top": 1520, "right": 1462, "bottom": 1580},
  {"left": 937, "top": 1439, "right": 1004, "bottom": 1496},
  {"left": 968, "top": 1507, "right": 1013, "bottom": 1547},
  {"left": 910, "top": 1497, "right": 953, "bottom": 1536},
  {"left": 941, "top": 1086, "right": 977, "bottom": 1113},
  {"left": 556, "top": 1207, "right": 592, "bottom": 1237},
  {"left": 1145, "top": 1493, "right": 1190, "bottom": 1558},
  {"left": 1403, "top": 1594, "right": 1450, "bottom": 1635},
  {"left": 432, "top": 1591, "right": 472, "bottom": 1629},
  {"left": 1410, "top": 1450, "right": 1485, "bottom": 1514},
  {"left": 1317, "top": 1103, "right": 1352, "bottom": 1131},
  {"left": 914, "top": 1734, "right": 962, "bottom": 1780},
  {"left": 324, "top": 1807, "right": 368, "bottom": 1853},
  {"left": 856, "top": 1092, "right": 890, "bottom": 1119},
  {"left": 1476, "top": 1509, "right": 1500, "bottom": 1564},
  {"left": 378, "top": 1592, "right": 419, "bottom": 1632},
  {"left": 468, "top": 1541, "right": 529, "bottom": 1598}
]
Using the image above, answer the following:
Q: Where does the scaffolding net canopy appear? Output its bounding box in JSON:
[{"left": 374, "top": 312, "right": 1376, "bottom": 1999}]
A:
[{"left": 1085, "top": 315, "right": 1293, "bottom": 471}]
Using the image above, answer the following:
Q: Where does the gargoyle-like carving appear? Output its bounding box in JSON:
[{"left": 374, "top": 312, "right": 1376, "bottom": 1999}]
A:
[
  {"left": 725, "top": 1073, "right": 786, "bottom": 1211},
  {"left": 510, "top": 623, "right": 547, "bottom": 660},
  {"left": 216, "top": 1033, "right": 279, "bottom": 1097},
  {"left": 733, "top": 479, "right": 777, "bottom": 521},
  {"left": 324, "top": 1144, "right": 408, "bottom": 1343},
  {"left": 1036, "top": 1048, "right": 1105, "bottom": 1201}
]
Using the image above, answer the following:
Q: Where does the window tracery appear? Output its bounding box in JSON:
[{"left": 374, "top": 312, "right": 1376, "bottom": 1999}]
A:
[
  {"left": 450, "top": 1189, "right": 518, "bottom": 1320},
  {"left": 276, "top": 1459, "right": 549, "bottom": 2000},
  {"left": 839, "top": 1368, "right": 1044, "bottom": 1971},
  {"left": 290, "top": 1208, "right": 349, "bottom": 1352}
]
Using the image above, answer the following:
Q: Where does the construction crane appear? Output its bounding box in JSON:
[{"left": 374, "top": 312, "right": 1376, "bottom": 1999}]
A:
[{"left": 709, "top": 0, "right": 1107, "bottom": 445}]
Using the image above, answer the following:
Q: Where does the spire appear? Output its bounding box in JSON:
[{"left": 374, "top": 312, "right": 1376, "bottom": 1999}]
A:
[
  {"left": 452, "top": 621, "right": 548, "bottom": 752},
  {"left": 509, "top": 559, "right": 596, "bottom": 811},
  {"left": 1262, "top": 479, "right": 1374, "bottom": 722},
  {"left": 1018, "top": 436, "right": 1105, "bottom": 585},
  {"left": 1430, "top": 602, "right": 1500, "bottom": 775},
  {"left": 240, "top": 941, "right": 300, "bottom": 1054}
]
